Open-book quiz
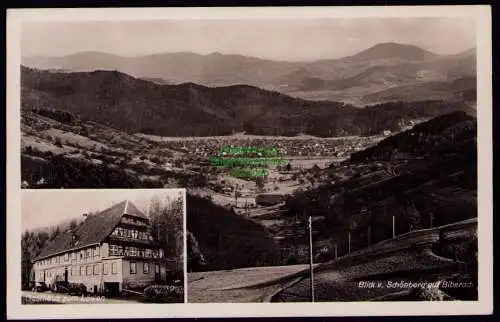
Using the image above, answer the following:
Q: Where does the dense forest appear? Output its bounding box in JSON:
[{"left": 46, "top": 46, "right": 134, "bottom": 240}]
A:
[
  {"left": 22, "top": 66, "right": 474, "bottom": 137},
  {"left": 186, "top": 194, "right": 283, "bottom": 271}
]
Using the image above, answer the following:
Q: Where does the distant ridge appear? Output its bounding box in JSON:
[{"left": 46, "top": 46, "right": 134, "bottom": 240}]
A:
[
  {"left": 342, "top": 42, "right": 438, "bottom": 62},
  {"left": 21, "top": 66, "right": 473, "bottom": 137},
  {"left": 21, "top": 42, "right": 475, "bottom": 103}
]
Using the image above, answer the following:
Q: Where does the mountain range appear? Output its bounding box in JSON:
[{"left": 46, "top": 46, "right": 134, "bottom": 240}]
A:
[
  {"left": 22, "top": 42, "right": 476, "bottom": 104},
  {"left": 21, "top": 66, "right": 474, "bottom": 137}
]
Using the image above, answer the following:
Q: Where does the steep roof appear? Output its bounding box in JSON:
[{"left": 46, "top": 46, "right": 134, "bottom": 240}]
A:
[{"left": 34, "top": 200, "right": 147, "bottom": 261}]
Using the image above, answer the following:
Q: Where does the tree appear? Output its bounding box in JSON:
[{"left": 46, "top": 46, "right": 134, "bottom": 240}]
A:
[
  {"left": 50, "top": 226, "right": 61, "bottom": 241},
  {"left": 187, "top": 231, "right": 206, "bottom": 272},
  {"left": 149, "top": 194, "right": 184, "bottom": 270},
  {"left": 69, "top": 219, "right": 79, "bottom": 232}
]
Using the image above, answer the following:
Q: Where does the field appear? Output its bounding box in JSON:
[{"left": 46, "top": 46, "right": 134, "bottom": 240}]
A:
[
  {"left": 272, "top": 249, "right": 459, "bottom": 302},
  {"left": 188, "top": 218, "right": 477, "bottom": 303},
  {"left": 187, "top": 264, "right": 312, "bottom": 303}
]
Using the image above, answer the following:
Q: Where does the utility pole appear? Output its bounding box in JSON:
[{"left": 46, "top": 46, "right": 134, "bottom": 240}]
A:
[
  {"left": 430, "top": 212, "right": 433, "bottom": 228},
  {"left": 308, "top": 216, "right": 315, "bottom": 302},
  {"left": 368, "top": 226, "right": 372, "bottom": 247},
  {"left": 348, "top": 231, "right": 351, "bottom": 254},
  {"left": 392, "top": 215, "right": 396, "bottom": 238}
]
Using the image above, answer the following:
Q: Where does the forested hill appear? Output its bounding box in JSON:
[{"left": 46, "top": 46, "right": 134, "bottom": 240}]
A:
[
  {"left": 22, "top": 66, "right": 472, "bottom": 137},
  {"left": 283, "top": 111, "right": 477, "bottom": 261},
  {"left": 349, "top": 110, "right": 476, "bottom": 162},
  {"left": 186, "top": 194, "right": 283, "bottom": 271}
]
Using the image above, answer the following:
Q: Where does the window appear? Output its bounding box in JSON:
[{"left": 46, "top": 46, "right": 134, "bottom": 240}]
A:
[
  {"left": 93, "top": 264, "right": 100, "bottom": 275},
  {"left": 155, "top": 264, "right": 160, "bottom": 274},
  {"left": 94, "top": 246, "right": 100, "bottom": 258},
  {"left": 111, "top": 262, "right": 117, "bottom": 275},
  {"left": 132, "top": 230, "right": 138, "bottom": 239},
  {"left": 103, "top": 263, "right": 108, "bottom": 275},
  {"left": 130, "top": 262, "right": 137, "bottom": 274},
  {"left": 143, "top": 262, "right": 149, "bottom": 274},
  {"left": 72, "top": 252, "right": 76, "bottom": 260},
  {"left": 71, "top": 267, "right": 75, "bottom": 276},
  {"left": 145, "top": 249, "right": 152, "bottom": 258},
  {"left": 86, "top": 265, "right": 91, "bottom": 276},
  {"left": 64, "top": 253, "right": 69, "bottom": 261},
  {"left": 109, "top": 245, "right": 118, "bottom": 256},
  {"left": 80, "top": 251, "right": 84, "bottom": 260},
  {"left": 80, "top": 266, "right": 84, "bottom": 276},
  {"left": 127, "top": 229, "right": 133, "bottom": 238}
]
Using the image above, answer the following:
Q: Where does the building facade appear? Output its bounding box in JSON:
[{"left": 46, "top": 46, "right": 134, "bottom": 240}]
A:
[{"left": 32, "top": 200, "right": 167, "bottom": 294}]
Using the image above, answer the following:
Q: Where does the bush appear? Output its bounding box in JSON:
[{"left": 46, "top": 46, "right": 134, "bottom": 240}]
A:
[{"left": 143, "top": 285, "right": 184, "bottom": 303}]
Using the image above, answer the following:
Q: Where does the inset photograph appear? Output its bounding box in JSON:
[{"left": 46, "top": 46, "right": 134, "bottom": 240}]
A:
[{"left": 21, "top": 189, "right": 185, "bottom": 304}]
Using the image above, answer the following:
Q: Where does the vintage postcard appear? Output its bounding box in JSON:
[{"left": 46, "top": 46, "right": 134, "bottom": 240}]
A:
[
  {"left": 7, "top": 5, "right": 492, "bottom": 319},
  {"left": 20, "top": 189, "right": 186, "bottom": 305},
  {"left": 15, "top": 188, "right": 186, "bottom": 313}
]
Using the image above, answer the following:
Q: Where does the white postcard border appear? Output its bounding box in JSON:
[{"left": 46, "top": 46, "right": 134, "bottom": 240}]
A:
[{"left": 7, "top": 5, "right": 493, "bottom": 319}]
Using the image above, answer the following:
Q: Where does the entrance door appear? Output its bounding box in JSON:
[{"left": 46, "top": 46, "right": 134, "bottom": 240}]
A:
[
  {"left": 64, "top": 267, "right": 69, "bottom": 283},
  {"left": 154, "top": 264, "right": 161, "bottom": 282}
]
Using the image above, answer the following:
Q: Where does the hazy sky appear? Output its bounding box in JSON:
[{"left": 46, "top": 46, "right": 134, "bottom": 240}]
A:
[
  {"left": 21, "top": 18, "right": 476, "bottom": 61},
  {"left": 21, "top": 189, "right": 184, "bottom": 231}
]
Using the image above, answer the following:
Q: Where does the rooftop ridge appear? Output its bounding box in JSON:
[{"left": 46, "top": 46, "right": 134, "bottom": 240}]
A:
[{"left": 124, "top": 200, "right": 129, "bottom": 214}]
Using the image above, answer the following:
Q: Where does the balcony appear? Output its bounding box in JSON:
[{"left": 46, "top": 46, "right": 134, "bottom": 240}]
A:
[{"left": 107, "top": 235, "right": 158, "bottom": 247}]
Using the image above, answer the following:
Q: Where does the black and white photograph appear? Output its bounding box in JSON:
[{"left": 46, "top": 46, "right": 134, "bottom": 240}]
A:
[
  {"left": 21, "top": 189, "right": 185, "bottom": 304},
  {"left": 7, "top": 5, "right": 492, "bottom": 319}
]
